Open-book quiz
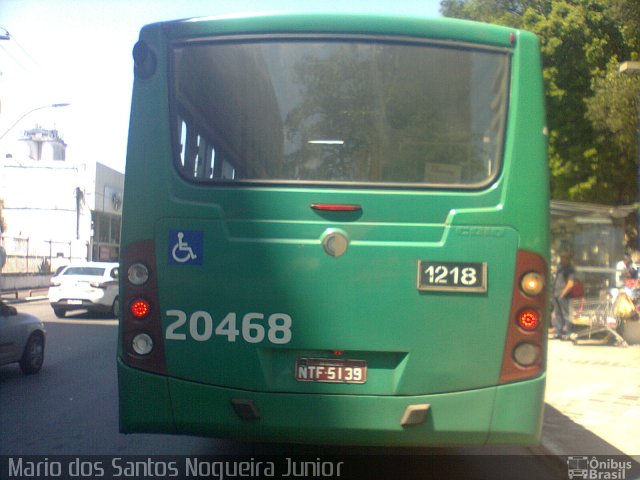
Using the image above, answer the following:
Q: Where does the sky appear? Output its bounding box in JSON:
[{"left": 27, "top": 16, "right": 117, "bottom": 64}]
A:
[{"left": 0, "top": 0, "right": 442, "bottom": 173}]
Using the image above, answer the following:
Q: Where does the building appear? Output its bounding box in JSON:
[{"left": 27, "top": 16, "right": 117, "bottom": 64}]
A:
[
  {"left": 0, "top": 126, "right": 123, "bottom": 273},
  {"left": 91, "top": 162, "right": 123, "bottom": 262}
]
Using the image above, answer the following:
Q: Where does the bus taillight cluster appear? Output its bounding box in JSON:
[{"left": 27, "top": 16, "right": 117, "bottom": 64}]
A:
[
  {"left": 499, "top": 250, "right": 548, "bottom": 384},
  {"left": 120, "top": 241, "right": 167, "bottom": 374}
]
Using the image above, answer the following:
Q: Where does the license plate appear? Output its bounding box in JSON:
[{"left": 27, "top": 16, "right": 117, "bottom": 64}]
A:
[
  {"left": 417, "top": 260, "right": 487, "bottom": 292},
  {"left": 67, "top": 300, "right": 83, "bottom": 305},
  {"left": 295, "top": 358, "right": 367, "bottom": 384}
]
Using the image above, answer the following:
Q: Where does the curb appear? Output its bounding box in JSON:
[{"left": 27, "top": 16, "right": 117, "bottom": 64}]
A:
[{"left": 0, "top": 289, "right": 49, "bottom": 304}]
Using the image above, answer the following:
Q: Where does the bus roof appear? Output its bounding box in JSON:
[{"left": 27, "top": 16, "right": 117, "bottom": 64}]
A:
[{"left": 142, "top": 10, "right": 525, "bottom": 50}]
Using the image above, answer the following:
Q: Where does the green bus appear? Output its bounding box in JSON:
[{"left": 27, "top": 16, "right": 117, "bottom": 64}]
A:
[{"left": 118, "top": 9, "right": 549, "bottom": 446}]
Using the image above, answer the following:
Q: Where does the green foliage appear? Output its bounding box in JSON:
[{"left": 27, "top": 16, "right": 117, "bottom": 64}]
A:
[
  {"left": 605, "top": 0, "right": 640, "bottom": 55},
  {"left": 441, "top": 0, "right": 639, "bottom": 205},
  {"left": 38, "top": 258, "right": 51, "bottom": 274},
  {"left": 585, "top": 57, "right": 640, "bottom": 203}
]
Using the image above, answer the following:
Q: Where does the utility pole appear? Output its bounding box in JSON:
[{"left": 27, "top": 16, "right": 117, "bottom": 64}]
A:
[{"left": 75, "top": 187, "right": 84, "bottom": 240}]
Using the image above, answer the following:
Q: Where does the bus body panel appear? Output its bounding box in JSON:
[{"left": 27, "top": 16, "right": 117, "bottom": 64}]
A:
[
  {"left": 119, "top": 11, "right": 549, "bottom": 446},
  {"left": 156, "top": 217, "right": 518, "bottom": 395},
  {"left": 118, "top": 359, "right": 545, "bottom": 446}
]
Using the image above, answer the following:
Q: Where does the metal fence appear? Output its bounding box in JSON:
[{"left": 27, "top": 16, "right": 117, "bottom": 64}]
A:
[{"left": 0, "top": 235, "right": 85, "bottom": 274}]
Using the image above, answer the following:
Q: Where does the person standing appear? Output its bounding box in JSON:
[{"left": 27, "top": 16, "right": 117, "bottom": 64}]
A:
[
  {"left": 616, "top": 253, "right": 636, "bottom": 289},
  {"left": 552, "top": 251, "right": 576, "bottom": 340}
]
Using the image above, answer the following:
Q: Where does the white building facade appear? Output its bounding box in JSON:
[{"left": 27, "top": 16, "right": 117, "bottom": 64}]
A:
[{"left": 0, "top": 127, "right": 123, "bottom": 273}]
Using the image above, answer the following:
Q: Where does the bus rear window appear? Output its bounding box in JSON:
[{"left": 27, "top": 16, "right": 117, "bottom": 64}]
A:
[{"left": 171, "top": 37, "right": 510, "bottom": 188}]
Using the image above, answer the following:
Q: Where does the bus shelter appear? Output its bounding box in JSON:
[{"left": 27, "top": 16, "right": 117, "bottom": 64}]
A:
[{"left": 551, "top": 200, "right": 637, "bottom": 297}]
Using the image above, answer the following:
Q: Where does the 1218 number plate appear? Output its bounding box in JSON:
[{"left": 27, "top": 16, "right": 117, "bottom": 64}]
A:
[{"left": 417, "top": 260, "right": 487, "bottom": 292}]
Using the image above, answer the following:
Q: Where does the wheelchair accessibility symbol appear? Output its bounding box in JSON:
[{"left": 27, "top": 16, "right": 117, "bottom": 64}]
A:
[{"left": 169, "top": 230, "right": 203, "bottom": 265}]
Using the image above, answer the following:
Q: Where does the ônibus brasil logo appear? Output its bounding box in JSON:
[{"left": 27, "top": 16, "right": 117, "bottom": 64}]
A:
[{"left": 567, "top": 456, "right": 633, "bottom": 479}]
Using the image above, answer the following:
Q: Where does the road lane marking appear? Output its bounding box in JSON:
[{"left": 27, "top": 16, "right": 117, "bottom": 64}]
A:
[{"left": 43, "top": 319, "right": 118, "bottom": 326}]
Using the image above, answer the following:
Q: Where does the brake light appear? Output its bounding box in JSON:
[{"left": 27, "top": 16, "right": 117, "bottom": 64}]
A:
[
  {"left": 130, "top": 299, "right": 151, "bottom": 318},
  {"left": 310, "top": 203, "right": 362, "bottom": 212},
  {"left": 517, "top": 309, "right": 540, "bottom": 331}
]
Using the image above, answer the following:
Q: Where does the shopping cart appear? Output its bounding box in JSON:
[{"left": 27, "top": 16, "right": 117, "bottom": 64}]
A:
[{"left": 568, "top": 297, "right": 628, "bottom": 346}]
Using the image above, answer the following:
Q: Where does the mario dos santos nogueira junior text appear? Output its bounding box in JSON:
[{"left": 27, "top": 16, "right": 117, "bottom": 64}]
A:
[{"left": 6, "top": 456, "right": 346, "bottom": 479}]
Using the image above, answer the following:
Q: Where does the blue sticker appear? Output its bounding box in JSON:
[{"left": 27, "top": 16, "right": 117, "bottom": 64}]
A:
[{"left": 169, "top": 230, "right": 203, "bottom": 265}]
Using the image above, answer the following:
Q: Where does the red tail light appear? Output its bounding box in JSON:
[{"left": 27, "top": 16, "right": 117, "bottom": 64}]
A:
[
  {"left": 130, "top": 299, "right": 151, "bottom": 318},
  {"left": 517, "top": 309, "right": 540, "bottom": 331}
]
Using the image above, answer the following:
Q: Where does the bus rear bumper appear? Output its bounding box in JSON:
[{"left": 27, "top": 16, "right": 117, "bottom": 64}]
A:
[{"left": 118, "top": 360, "right": 545, "bottom": 447}]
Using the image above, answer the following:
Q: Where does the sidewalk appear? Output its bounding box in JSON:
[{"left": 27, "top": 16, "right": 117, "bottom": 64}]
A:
[{"left": 542, "top": 338, "right": 640, "bottom": 459}]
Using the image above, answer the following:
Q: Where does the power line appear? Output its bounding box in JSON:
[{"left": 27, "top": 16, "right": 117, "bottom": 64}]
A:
[{"left": 0, "top": 29, "right": 42, "bottom": 74}]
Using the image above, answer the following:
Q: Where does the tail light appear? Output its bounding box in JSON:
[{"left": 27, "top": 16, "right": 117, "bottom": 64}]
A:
[
  {"left": 129, "top": 298, "right": 151, "bottom": 318},
  {"left": 120, "top": 240, "right": 166, "bottom": 374},
  {"left": 517, "top": 309, "right": 540, "bottom": 331},
  {"left": 499, "top": 250, "right": 547, "bottom": 384}
]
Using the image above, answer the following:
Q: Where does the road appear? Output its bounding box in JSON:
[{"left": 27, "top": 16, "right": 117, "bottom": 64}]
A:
[{"left": 0, "top": 300, "right": 567, "bottom": 479}]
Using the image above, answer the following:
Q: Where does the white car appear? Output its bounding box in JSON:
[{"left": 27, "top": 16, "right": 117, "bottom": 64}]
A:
[
  {"left": 0, "top": 301, "right": 46, "bottom": 374},
  {"left": 48, "top": 262, "right": 119, "bottom": 318}
]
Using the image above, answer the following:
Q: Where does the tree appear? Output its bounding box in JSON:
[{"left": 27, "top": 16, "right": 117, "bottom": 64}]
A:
[
  {"left": 605, "top": 0, "right": 640, "bottom": 55},
  {"left": 441, "top": 0, "right": 637, "bottom": 204},
  {"left": 585, "top": 57, "right": 640, "bottom": 204}
]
